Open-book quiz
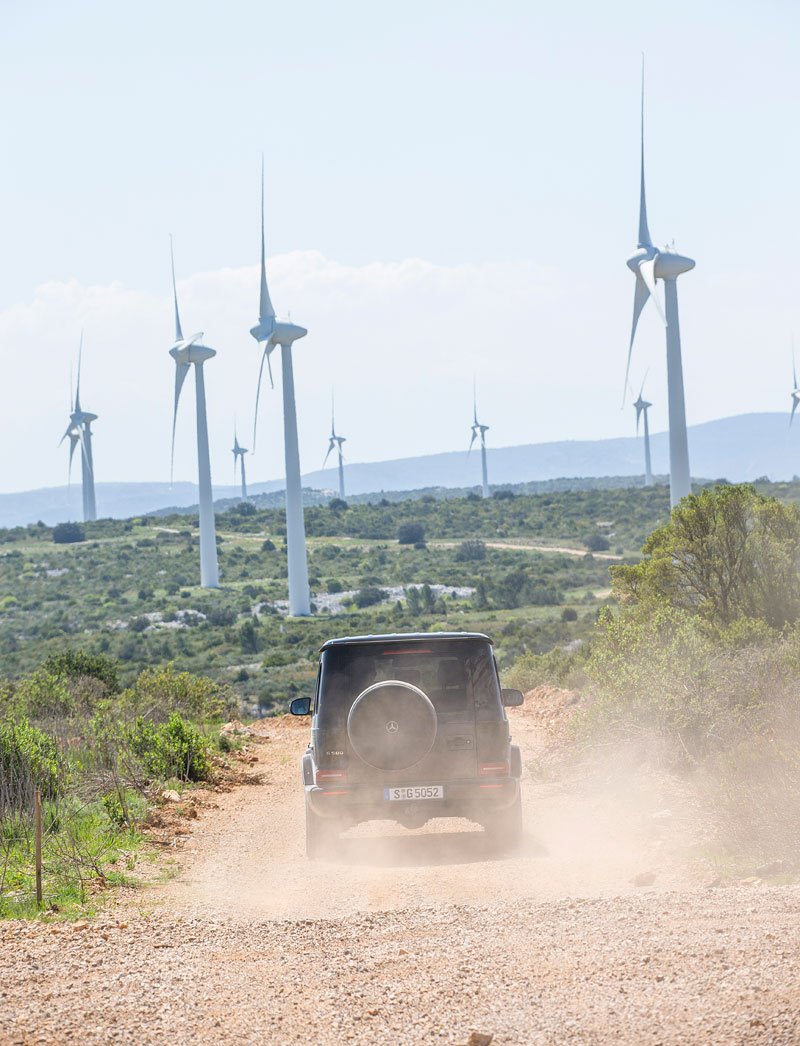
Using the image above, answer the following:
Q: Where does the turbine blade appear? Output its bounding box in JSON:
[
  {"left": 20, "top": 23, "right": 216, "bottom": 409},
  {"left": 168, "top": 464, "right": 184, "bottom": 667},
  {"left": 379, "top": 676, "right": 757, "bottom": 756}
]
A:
[
  {"left": 259, "top": 156, "right": 276, "bottom": 323},
  {"left": 75, "top": 331, "right": 83, "bottom": 412},
  {"left": 75, "top": 425, "right": 89, "bottom": 467},
  {"left": 468, "top": 429, "right": 477, "bottom": 453},
  {"left": 792, "top": 397, "right": 799, "bottom": 428},
  {"left": 638, "top": 257, "right": 666, "bottom": 325},
  {"left": 170, "top": 235, "right": 183, "bottom": 342},
  {"left": 68, "top": 435, "right": 78, "bottom": 486},
  {"left": 323, "top": 439, "right": 335, "bottom": 468},
  {"left": 623, "top": 278, "right": 651, "bottom": 405},
  {"left": 171, "top": 361, "right": 190, "bottom": 483},
  {"left": 252, "top": 344, "right": 274, "bottom": 449},
  {"left": 793, "top": 343, "right": 797, "bottom": 391},
  {"left": 638, "top": 56, "right": 652, "bottom": 249}
]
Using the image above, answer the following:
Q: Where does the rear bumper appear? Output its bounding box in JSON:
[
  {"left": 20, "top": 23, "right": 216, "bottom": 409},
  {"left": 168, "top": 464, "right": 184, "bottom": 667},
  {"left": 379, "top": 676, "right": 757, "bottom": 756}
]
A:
[{"left": 306, "top": 776, "right": 520, "bottom": 825}]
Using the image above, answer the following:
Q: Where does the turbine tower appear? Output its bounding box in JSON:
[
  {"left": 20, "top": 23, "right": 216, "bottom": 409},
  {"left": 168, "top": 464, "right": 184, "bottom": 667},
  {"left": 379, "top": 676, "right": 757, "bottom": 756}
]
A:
[
  {"left": 624, "top": 64, "right": 695, "bottom": 508},
  {"left": 323, "top": 393, "right": 346, "bottom": 501},
  {"left": 469, "top": 385, "right": 490, "bottom": 499},
  {"left": 232, "top": 429, "right": 249, "bottom": 500},
  {"left": 250, "top": 159, "right": 310, "bottom": 616},
  {"left": 59, "top": 336, "right": 98, "bottom": 522},
  {"left": 168, "top": 238, "right": 219, "bottom": 589},
  {"left": 633, "top": 382, "right": 654, "bottom": 487}
]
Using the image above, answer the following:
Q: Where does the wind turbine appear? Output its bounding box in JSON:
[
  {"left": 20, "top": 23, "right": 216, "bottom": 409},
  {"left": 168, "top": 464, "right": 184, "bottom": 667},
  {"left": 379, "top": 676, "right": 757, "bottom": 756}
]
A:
[
  {"left": 232, "top": 428, "right": 249, "bottom": 500},
  {"left": 168, "top": 237, "right": 219, "bottom": 589},
  {"left": 790, "top": 346, "right": 800, "bottom": 427},
  {"left": 323, "top": 393, "right": 346, "bottom": 500},
  {"left": 633, "top": 381, "right": 654, "bottom": 487},
  {"left": 59, "top": 334, "right": 98, "bottom": 522},
  {"left": 624, "top": 62, "right": 695, "bottom": 508},
  {"left": 250, "top": 158, "right": 310, "bottom": 616},
  {"left": 468, "top": 384, "right": 490, "bottom": 499}
]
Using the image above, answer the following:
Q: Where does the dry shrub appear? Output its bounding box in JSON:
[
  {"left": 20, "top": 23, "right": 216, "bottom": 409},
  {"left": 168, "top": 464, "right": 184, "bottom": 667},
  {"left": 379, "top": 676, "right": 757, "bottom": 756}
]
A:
[{"left": 584, "top": 607, "right": 800, "bottom": 864}]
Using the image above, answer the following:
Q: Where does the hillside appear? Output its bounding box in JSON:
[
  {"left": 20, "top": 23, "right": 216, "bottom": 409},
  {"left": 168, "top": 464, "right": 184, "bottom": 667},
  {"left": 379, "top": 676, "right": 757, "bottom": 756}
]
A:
[
  {"left": 1, "top": 412, "right": 795, "bottom": 527},
  {"left": 0, "top": 484, "right": 673, "bottom": 709}
]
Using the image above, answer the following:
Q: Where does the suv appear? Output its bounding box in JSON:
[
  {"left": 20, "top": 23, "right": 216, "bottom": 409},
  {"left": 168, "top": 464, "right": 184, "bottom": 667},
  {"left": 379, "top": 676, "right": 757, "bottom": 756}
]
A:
[{"left": 290, "top": 632, "right": 524, "bottom": 858}]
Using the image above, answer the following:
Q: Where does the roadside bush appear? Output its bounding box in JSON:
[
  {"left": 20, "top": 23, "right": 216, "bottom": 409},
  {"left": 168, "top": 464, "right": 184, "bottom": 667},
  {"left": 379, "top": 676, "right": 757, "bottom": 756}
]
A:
[
  {"left": 127, "top": 713, "right": 211, "bottom": 782},
  {"left": 42, "top": 651, "right": 120, "bottom": 695},
  {"left": 0, "top": 718, "right": 67, "bottom": 817},
  {"left": 505, "top": 647, "right": 584, "bottom": 692},
  {"left": 585, "top": 533, "right": 610, "bottom": 552},
  {"left": 119, "top": 665, "right": 235, "bottom": 723},
  {"left": 612, "top": 484, "right": 800, "bottom": 631}
]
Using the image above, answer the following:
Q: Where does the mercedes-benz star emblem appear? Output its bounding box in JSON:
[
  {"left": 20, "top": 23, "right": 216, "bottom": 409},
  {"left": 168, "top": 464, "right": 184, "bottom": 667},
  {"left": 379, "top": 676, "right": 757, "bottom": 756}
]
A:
[{"left": 386, "top": 720, "right": 399, "bottom": 734}]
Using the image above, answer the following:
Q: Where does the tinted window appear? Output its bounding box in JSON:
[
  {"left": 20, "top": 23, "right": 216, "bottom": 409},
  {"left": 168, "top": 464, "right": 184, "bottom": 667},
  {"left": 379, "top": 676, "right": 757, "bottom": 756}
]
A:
[{"left": 316, "top": 640, "right": 501, "bottom": 726}]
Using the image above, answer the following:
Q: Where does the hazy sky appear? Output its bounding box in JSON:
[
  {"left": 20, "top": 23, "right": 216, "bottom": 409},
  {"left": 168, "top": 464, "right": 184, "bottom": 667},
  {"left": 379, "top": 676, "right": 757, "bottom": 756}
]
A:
[{"left": 1, "top": 0, "right": 799, "bottom": 493}]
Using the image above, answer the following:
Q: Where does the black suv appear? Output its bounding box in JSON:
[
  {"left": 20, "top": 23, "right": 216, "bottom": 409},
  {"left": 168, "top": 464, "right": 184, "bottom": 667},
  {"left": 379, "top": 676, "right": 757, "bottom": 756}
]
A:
[{"left": 290, "top": 632, "right": 524, "bottom": 858}]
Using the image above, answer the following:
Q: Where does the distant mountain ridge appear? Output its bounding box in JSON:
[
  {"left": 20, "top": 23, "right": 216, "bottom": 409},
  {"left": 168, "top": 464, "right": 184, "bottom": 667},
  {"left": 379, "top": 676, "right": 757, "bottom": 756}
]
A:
[{"left": 0, "top": 412, "right": 796, "bottom": 528}]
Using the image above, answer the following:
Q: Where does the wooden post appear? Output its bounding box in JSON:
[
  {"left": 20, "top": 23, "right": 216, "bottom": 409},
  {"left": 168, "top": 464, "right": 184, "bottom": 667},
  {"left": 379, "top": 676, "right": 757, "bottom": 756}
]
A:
[{"left": 34, "top": 788, "right": 42, "bottom": 907}]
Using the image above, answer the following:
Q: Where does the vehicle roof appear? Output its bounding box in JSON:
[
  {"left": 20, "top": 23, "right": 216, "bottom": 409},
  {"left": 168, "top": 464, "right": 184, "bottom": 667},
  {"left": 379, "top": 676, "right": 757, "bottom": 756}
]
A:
[{"left": 319, "top": 631, "right": 492, "bottom": 652}]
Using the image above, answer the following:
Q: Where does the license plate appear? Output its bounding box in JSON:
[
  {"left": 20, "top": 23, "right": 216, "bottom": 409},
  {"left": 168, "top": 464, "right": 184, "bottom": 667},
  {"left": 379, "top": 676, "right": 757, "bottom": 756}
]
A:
[{"left": 384, "top": 785, "right": 444, "bottom": 801}]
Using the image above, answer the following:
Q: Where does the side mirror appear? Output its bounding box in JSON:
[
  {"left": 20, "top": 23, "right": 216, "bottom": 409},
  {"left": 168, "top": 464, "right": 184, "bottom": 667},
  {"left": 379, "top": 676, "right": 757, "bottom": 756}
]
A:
[
  {"left": 289, "top": 697, "right": 312, "bottom": 716},
  {"left": 501, "top": 688, "right": 524, "bottom": 708}
]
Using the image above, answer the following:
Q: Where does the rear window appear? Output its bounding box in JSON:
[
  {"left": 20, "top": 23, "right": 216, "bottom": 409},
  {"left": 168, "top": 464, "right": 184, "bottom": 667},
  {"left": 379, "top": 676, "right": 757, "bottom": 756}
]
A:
[{"left": 316, "top": 639, "right": 501, "bottom": 726}]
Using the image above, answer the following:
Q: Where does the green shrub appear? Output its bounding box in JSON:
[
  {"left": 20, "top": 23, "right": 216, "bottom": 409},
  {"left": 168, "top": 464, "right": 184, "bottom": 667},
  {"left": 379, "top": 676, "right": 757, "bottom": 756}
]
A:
[
  {"left": 120, "top": 665, "right": 235, "bottom": 723},
  {"left": 398, "top": 522, "right": 425, "bottom": 545},
  {"left": 612, "top": 484, "right": 800, "bottom": 631},
  {"left": 42, "top": 651, "right": 121, "bottom": 695},
  {"left": 127, "top": 713, "right": 211, "bottom": 782},
  {"left": 455, "top": 539, "right": 487, "bottom": 562},
  {"left": 0, "top": 718, "right": 67, "bottom": 817},
  {"left": 353, "top": 586, "right": 387, "bottom": 609},
  {"left": 504, "top": 647, "right": 583, "bottom": 692},
  {"left": 52, "top": 522, "right": 85, "bottom": 544}
]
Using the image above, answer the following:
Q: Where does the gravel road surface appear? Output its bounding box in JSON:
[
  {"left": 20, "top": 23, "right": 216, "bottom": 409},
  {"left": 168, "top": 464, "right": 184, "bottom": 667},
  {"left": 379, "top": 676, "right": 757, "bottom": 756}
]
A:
[{"left": 2, "top": 711, "right": 799, "bottom": 1045}]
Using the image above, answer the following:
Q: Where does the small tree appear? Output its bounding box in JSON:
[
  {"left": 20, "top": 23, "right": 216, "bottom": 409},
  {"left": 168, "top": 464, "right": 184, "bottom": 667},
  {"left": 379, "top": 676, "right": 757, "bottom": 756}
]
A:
[
  {"left": 398, "top": 522, "right": 425, "bottom": 545},
  {"left": 53, "top": 522, "right": 85, "bottom": 544},
  {"left": 612, "top": 484, "right": 800, "bottom": 630}
]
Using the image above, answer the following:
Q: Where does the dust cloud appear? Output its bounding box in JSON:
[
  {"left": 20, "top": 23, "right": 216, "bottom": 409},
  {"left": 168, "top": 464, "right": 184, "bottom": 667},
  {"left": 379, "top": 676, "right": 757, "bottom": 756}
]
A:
[{"left": 163, "top": 706, "right": 711, "bottom": 924}]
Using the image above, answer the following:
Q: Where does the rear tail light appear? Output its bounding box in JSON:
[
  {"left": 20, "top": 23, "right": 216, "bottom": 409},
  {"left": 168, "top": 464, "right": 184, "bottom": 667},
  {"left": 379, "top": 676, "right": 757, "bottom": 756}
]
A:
[
  {"left": 479, "top": 761, "right": 510, "bottom": 777},
  {"left": 316, "top": 769, "right": 347, "bottom": 785}
]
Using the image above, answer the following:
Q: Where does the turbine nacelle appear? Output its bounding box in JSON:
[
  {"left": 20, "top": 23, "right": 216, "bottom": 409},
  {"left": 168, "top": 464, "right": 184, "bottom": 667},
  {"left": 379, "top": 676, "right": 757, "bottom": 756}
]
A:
[
  {"left": 250, "top": 318, "right": 308, "bottom": 348},
  {"left": 170, "top": 341, "right": 216, "bottom": 366},
  {"left": 654, "top": 249, "right": 695, "bottom": 280},
  {"left": 71, "top": 409, "right": 98, "bottom": 427}
]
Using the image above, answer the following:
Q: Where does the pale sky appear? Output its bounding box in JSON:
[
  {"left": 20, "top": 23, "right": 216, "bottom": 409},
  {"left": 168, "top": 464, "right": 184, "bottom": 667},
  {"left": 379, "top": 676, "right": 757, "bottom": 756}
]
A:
[{"left": 1, "top": 0, "right": 799, "bottom": 493}]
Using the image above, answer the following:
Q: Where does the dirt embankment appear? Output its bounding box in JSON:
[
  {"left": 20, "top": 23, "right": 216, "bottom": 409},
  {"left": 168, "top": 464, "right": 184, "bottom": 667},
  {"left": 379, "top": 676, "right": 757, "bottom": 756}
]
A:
[{"left": 2, "top": 704, "right": 800, "bottom": 1045}]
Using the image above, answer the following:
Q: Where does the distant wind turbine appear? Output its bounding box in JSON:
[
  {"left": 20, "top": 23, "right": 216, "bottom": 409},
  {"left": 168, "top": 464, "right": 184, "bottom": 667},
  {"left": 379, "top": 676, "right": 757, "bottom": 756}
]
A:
[
  {"left": 624, "top": 60, "right": 694, "bottom": 508},
  {"left": 232, "top": 429, "right": 249, "bottom": 500},
  {"left": 168, "top": 237, "right": 219, "bottom": 589},
  {"left": 59, "top": 333, "right": 98, "bottom": 522},
  {"left": 468, "top": 384, "right": 490, "bottom": 499},
  {"left": 249, "top": 158, "right": 310, "bottom": 616},
  {"left": 323, "top": 393, "right": 346, "bottom": 500},
  {"left": 633, "top": 381, "right": 654, "bottom": 487}
]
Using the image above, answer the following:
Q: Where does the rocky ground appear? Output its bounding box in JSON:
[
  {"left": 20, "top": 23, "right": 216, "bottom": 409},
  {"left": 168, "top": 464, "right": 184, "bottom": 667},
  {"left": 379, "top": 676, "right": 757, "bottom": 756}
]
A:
[{"left": 2, "top": 704, "right": 799, "bottom": 1045}]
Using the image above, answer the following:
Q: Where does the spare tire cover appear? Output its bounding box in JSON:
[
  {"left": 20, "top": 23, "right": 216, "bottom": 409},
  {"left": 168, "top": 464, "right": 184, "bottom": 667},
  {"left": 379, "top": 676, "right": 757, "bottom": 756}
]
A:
[{"left": 347, "top": 680, "right": 438, "bottom": 772}]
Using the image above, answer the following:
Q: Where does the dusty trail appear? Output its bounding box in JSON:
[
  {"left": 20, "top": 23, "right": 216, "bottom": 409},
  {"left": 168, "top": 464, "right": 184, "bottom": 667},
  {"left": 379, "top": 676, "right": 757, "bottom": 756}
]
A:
[{"left": 2, "top": 710, "right": 800, "bottom": 1045}]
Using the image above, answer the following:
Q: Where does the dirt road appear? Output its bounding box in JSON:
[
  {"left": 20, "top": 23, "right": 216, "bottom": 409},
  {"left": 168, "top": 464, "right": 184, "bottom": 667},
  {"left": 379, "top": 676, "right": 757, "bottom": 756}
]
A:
[{"left": 2, "top": 712, "right": 800, "bottom": 1045}]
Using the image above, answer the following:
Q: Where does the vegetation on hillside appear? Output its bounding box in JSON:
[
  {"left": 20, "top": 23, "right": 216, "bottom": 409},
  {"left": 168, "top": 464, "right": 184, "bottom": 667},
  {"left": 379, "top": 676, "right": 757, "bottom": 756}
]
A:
[
  {"left": 0, "top": 486, "right": 671, "bottom": 711},
  {"left": 513, "top": 485, "right": 800, "bottom": 865},
  {"left": 0, "top": 654, "right": 235, "bottom": 918}
]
